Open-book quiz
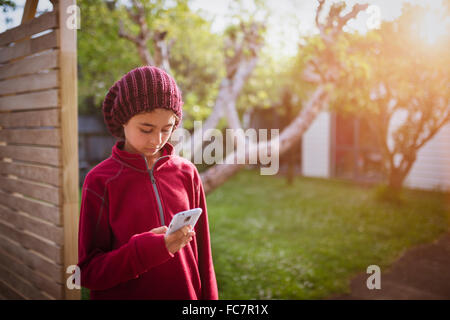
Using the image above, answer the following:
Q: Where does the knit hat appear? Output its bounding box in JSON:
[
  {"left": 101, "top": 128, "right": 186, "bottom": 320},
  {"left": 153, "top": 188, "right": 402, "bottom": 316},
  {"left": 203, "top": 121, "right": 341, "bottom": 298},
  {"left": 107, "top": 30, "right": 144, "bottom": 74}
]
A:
[{"left": 102, "top": 66, "right": 183, "bottom": 138}]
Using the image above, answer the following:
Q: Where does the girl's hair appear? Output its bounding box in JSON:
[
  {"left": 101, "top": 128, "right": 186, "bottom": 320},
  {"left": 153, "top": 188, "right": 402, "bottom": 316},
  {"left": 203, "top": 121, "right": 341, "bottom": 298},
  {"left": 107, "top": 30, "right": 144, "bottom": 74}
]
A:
[{"left": 172, "top": 112, "right": 180, "bottom": 128}]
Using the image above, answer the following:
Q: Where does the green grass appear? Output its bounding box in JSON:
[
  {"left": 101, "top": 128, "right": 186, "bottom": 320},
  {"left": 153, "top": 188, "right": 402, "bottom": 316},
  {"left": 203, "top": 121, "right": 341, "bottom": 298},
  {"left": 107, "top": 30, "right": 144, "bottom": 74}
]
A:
[
  {"left": 207, "top": 169, "right": 450, "bottom": 299},
  {"left": 79, "top": 169, "right": 449, "bottom": 300}
]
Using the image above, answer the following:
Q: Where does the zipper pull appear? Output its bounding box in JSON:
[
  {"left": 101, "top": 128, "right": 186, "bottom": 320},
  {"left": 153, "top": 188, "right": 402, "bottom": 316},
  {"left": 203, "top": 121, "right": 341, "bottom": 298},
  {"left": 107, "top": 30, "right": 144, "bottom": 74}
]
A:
[{"left": 150, "top": 172, "right": 156, "bottom": 184}]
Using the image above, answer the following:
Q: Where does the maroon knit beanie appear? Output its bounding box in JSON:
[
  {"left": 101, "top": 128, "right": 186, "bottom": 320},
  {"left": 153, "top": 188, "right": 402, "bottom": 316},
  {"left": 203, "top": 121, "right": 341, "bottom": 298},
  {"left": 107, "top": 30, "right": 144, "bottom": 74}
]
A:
[{"left": 102, "top": 66, "right": 183, "bottom": 138}]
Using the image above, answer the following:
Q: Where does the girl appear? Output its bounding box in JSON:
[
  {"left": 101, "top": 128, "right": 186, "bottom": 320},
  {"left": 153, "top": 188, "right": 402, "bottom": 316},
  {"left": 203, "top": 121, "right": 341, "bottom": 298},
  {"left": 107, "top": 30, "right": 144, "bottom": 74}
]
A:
[{"left": 77, "top": 66, "right": 218, "bottom": 300}]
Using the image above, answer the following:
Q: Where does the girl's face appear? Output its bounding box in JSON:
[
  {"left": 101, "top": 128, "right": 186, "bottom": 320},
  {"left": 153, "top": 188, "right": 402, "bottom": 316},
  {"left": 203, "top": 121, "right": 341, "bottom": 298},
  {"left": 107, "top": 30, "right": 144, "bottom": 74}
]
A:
[{"left": 122, "top": 108, "right": 177, "bottom": 159}]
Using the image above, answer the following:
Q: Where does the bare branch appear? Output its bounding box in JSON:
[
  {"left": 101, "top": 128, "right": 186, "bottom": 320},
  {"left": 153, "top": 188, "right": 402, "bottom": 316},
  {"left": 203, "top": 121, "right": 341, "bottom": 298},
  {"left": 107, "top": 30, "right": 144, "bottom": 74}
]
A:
[
  {"left": 315, "top": 0, "right": 369, "bottom": 44},
  {"left": 414, "top": 110, "right": 450, "bottom": 150},
  {"left": 337, "top": 3, "right": 368, "bottom": 30},
  {"left": 200, "top": 85, "right": 329, "bottom": 194},
  {"left": 117, "top": 0, "right": 161, "bottom": 67},
  {"left": 118, "top": 20, "right": 138, "bottom": 44},
  {"left": 185, "top": 20, "right": 265, "bottom": 161},
  {"left": 153, "top": 30, "right": 172, "bottom": 73},
  {"left": 315, "top": 0, "right": 326, "bottom": 36}
]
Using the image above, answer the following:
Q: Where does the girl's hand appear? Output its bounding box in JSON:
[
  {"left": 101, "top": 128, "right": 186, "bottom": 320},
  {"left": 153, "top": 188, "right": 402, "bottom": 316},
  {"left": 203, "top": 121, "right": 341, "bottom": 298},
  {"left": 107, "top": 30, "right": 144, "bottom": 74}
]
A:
[
  {"left": 149, "top": 226, "right": 168, "bottom": 234},
  {"left": 164, "top": 225, "right": 195, "bottom": 254}
]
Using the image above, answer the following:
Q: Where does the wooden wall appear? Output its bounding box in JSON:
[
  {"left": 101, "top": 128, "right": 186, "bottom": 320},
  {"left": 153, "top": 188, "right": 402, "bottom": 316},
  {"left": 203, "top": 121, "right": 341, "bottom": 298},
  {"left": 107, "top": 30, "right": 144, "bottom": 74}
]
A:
[{"left": 0, "top": 0, "right": 79, "bottom": 299}]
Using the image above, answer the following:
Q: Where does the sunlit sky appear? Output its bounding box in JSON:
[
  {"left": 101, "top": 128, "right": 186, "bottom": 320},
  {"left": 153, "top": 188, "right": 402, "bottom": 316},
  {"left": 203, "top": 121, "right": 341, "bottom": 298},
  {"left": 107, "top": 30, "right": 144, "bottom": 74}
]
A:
[{"left": 0, "top": 0, "right": 448, "bottom": 60}]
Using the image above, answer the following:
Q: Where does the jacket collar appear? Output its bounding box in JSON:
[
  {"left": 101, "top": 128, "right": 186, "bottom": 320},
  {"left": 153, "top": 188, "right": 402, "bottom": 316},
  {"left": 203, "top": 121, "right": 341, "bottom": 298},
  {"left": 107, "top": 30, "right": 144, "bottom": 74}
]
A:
[{"left": 112, "top": 140, "right": 174, "bottom": 172}]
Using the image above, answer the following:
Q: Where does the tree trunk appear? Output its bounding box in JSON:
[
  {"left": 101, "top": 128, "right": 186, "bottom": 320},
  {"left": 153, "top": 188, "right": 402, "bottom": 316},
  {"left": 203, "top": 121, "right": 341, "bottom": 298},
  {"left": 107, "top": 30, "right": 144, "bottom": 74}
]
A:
[
  {"left": 181, "top": 79, "right": 226, "bottom": 159},
  {"left": 388, "top": 168, "right": 405, "bottom": 191},
  {"left": 198, "top": 1, "right": 370, "bottom": 194},
  {"left": 153, "top": 30, "right": 172, "bottom": 73},
  {"left": 181, "top": 56, "right": 260, "bottom": 159},
  {"left": 286, "top": 102, "right": 294, "bottom": 186},
  {"left": 387, "top": 150, "right": 417, "bottom": 191},
  {"left": 201, "top": 85, "right": 329, "bottom": 194}
]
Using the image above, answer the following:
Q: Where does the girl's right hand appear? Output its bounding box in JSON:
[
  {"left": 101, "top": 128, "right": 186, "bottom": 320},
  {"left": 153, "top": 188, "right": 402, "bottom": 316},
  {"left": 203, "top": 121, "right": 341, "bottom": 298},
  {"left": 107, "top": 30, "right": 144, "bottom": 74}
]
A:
[{"left": 164, "top": 225, "right": 195, "bottom": 254}]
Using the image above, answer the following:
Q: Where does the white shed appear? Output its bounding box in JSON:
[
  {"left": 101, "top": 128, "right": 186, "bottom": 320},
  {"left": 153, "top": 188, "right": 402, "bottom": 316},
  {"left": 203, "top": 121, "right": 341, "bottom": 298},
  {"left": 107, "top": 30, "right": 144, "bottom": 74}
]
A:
[
  {"left": 403, "top": 123, "right": 450, "bottom": 192},
  {"left": 302, "top": 111, "right": 450, "bottom": 192}
]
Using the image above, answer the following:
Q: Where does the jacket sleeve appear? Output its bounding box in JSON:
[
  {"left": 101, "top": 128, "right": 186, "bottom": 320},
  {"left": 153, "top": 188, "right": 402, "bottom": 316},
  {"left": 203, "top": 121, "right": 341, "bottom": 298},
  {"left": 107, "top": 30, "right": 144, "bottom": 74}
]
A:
[
  {"left": 77, "top": 176, "right": 174, "bottom": 291},
  {"left": 194, "top": 170, "right": 219, "bottom": 300}
]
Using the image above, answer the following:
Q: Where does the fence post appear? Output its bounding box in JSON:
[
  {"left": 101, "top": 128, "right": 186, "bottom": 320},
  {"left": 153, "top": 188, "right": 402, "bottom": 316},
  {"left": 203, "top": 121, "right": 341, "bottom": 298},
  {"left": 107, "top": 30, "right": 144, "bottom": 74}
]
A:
[{"left": 57, "top": 0, "right": 80, "bottom": 300}]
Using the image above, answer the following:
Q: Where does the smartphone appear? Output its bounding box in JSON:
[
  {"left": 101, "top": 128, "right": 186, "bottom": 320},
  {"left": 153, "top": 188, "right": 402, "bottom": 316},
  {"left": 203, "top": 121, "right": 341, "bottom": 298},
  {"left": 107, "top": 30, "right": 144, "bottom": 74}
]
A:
[{"left": 165, "top": 208, "right": 202, "bottom": 236}]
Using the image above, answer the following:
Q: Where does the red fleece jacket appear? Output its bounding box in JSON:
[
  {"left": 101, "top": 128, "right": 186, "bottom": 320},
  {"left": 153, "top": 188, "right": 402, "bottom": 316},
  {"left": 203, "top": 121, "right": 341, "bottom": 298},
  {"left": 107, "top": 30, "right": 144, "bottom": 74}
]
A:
[{"left": 77, "top": 140, "right": 218, "bottom": 300}]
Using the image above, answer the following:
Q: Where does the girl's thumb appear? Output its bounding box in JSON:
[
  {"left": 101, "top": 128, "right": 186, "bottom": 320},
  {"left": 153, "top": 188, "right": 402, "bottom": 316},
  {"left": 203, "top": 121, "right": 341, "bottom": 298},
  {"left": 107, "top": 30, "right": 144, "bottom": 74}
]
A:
[{"left": 150, "top": 226, "right": 168, "bottom": 234}]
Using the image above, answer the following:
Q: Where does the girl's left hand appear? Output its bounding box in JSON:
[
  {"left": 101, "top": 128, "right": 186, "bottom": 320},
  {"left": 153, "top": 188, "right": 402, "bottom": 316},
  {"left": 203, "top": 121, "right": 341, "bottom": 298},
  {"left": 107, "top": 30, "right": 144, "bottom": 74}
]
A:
[{"left": 149, "top": 226, "right": 168, "bottom": 234}]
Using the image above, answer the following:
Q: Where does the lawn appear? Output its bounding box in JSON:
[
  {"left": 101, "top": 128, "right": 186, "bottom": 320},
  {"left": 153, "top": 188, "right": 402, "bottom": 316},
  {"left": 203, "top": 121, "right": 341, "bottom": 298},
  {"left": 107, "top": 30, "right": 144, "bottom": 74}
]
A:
[
  {"left": 207, "top": 169, "right": 450, "bottom": 299},
  {"left": 80, "top": 169, "right": 449, "bottom": 299}
]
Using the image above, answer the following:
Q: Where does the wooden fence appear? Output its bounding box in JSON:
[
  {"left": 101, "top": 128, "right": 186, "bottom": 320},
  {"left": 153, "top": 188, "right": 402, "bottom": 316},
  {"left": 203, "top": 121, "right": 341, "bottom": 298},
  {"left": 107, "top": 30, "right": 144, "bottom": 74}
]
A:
[{"left": 0, "top": 0, "right": 79, "bottom": 299}]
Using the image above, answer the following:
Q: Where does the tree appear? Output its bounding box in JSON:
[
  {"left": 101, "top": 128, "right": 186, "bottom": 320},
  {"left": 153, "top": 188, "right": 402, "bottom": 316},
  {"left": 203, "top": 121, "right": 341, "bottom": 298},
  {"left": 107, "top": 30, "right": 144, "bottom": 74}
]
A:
[
  {"left": 200, "top": 0, "right": 368, "bottom": 194},
  {"left": 77, "top": 0, "right": 369, "bottom": 195},
  {"left": 77, "top": 0, "right": 223, "bottom": 119},
  {"left": 118, "top": 0, "right": 173, "bottom": 72},
  {"left": 115, "top": 0, "right": 268, "bottom": 153},
  {"left": 77, "top": 0, "right": 143, "bottom": 114},
  {"left": 332, "top": 4, "right": 450, "bottom": 192},
  {"left": 0, "top": 0, "right": 14, "bottom": 8}
]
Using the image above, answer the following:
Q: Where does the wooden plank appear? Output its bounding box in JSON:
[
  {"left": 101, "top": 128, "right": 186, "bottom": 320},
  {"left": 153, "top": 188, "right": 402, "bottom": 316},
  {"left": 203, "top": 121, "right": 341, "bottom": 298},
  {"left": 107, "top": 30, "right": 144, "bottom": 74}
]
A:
[
  {"left": 0, "top": 109, "right": 59, "bottom": 128},
  {"left": 0, "top": 70, "right": 58, "bottom": 96},
  {"left": 0, "top": 128, "right": 61, "bottom": 146},
  {"left": 0, "top": 145, "right": 60, "bottom": 166},
  {"left": 0, "top": 161, "right": 60, "bottom": 186},
  {"left": 0, "top": 190, "right": 60, "bottom": 225},
  {"left": 0, "top": 219, "right": 62, "bottom": 264},
  {"left": 0, "top": 204, "right": 63, "bottom": 244},
  {"left": 6, "top": 0, "right": 40, "bottom": 71},
  {"left": 0, "top": 50, "right": 58, "bottom": 81},
  {"left": 0, "top": 16, "right": 63, "bottom": 307},
  {"left": 0, "top": 89, "right": 59, "bottom": 112},
  {"left": 0, "top": 248, "right": 63, "bottom": 299},
  {"left": 0, "top": 176, "right": 61, "bottom": 206},
  {"left": 58, "top": 0, "right": 80, "bottom": 301},
  {"left": 0, "top": 279, "right": 25, "bottom": 299},
  {"left": 0, "top": 262, "right": 50, "bottom": 299},
  {"left": 0, "top": 30, "right": 59, "bottom": 64},
  {"left": 0, "top": 11, "right": 57, "bottom": 47},
  {"left": 0, "top": 232, "right": 63, "bottom": 282}
]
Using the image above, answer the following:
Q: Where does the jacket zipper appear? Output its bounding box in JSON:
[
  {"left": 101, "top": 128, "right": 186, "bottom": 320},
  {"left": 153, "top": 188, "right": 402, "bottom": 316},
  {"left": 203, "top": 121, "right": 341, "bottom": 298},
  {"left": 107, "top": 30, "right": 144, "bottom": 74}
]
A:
[{"left": 143, "top": 155, "right": 170, "bottom": 226}]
